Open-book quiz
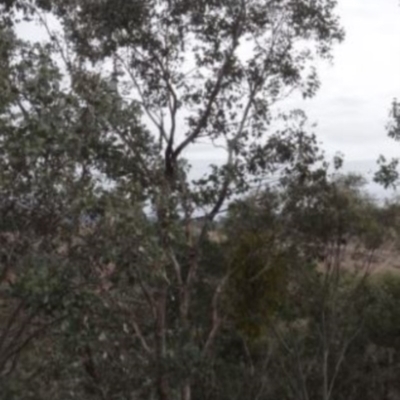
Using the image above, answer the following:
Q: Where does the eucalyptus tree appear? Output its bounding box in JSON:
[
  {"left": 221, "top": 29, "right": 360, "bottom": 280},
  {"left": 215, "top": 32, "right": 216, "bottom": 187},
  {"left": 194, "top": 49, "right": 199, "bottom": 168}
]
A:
[{"left": 0, "top": 1, "right": 344, "bottom": 399}]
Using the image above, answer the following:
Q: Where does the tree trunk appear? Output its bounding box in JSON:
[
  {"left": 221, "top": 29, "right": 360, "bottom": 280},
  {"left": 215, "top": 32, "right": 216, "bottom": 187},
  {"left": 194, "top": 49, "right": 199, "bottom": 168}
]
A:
[
  {"left": 155, "top": 288, "right": 168, "bottom": 400},
  {"left": 181, "top": 382, "right": 191, "bottom": 400}
]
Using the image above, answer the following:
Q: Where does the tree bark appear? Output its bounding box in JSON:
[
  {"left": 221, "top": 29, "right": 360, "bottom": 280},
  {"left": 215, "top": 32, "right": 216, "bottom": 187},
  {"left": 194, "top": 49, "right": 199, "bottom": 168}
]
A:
[{"left": 155, "top": 288, "right": 169, "bottom": 400}]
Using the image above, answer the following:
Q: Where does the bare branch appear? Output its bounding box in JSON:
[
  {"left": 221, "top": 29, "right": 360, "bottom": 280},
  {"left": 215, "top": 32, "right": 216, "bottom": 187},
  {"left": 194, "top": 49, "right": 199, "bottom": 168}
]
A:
[
  {"left": 172, "top": 1, "right": 247, "bottom": 160},
  {"left": 131, "top": 319, "right": 153, "bottom": 356},
  {"left": 117, "top": 53, "right": 166, "bottom": 143},
  {"left": 326, "top": 325, "right": 363, "bottom": 400},
  {"left": 167, "top": 246, "right": 182, "bottom": 285},
  {"left": 203, "top": 273, "right": 230, "bottom": 357}
]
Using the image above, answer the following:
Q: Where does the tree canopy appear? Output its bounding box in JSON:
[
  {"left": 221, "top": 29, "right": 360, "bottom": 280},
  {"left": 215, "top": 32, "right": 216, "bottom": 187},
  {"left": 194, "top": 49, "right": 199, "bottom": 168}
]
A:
[{"left": 3, "top": 1, "right": 400, "bottom": 400}]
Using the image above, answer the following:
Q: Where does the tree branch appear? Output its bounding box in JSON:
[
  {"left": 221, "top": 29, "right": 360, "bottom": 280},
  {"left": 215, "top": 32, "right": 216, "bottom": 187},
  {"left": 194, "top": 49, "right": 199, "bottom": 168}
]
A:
[
  {"left": 202, "top": 273, "right": 230, "bottom": 357},
  {"left": 171, "top": 0, "right": 246, "bottom": 161}
]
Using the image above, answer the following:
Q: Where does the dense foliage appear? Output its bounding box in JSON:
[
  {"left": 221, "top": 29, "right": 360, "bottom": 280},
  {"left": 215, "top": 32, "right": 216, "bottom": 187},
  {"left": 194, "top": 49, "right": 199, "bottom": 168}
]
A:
[{"left": 1, "top": 1, "right": 400, "bottom": 400}]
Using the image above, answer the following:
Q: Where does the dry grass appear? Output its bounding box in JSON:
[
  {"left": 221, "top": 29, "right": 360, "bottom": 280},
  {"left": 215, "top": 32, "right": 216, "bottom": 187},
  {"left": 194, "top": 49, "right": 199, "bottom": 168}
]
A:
[{"left": 317, "top": 241, "right": 400, "bottom": 280}]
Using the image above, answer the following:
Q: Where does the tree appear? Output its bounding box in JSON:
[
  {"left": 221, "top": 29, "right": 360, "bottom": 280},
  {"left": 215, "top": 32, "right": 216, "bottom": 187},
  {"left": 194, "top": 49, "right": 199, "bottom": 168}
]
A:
[
  {"left": 218, "top": 167, "right": 394, "bottom": 400},
  {"left": 0, "top": 1, "right": 344, "bottom": 399},
  {"left": 375, "top": 99, "right": 400, "bottom": 188}
]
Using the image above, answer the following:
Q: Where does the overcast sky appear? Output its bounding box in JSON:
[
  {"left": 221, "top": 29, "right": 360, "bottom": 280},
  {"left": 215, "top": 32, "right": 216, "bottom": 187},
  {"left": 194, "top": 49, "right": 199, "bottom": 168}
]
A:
[
  {"left": 300, "top": 0, "right": 400, "bottom": 197},
  {"left": 302, "top": 0, "right": 400, "bottom": 161},
  {"left": 189, "top": 0, "right": 400, "bottom": 198}
]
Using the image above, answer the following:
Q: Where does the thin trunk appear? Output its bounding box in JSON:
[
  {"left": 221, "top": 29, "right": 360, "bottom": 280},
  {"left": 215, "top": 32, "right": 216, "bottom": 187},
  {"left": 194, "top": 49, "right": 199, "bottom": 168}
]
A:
[
  {"left": 323, "top": 349, "right": 329, "bottom": 400},
  {"left": 181, "top": 382, "right": 191, "bottom": 400},
  {"left": 155, "top": 288, "right": 168, "bottom": 400}
]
